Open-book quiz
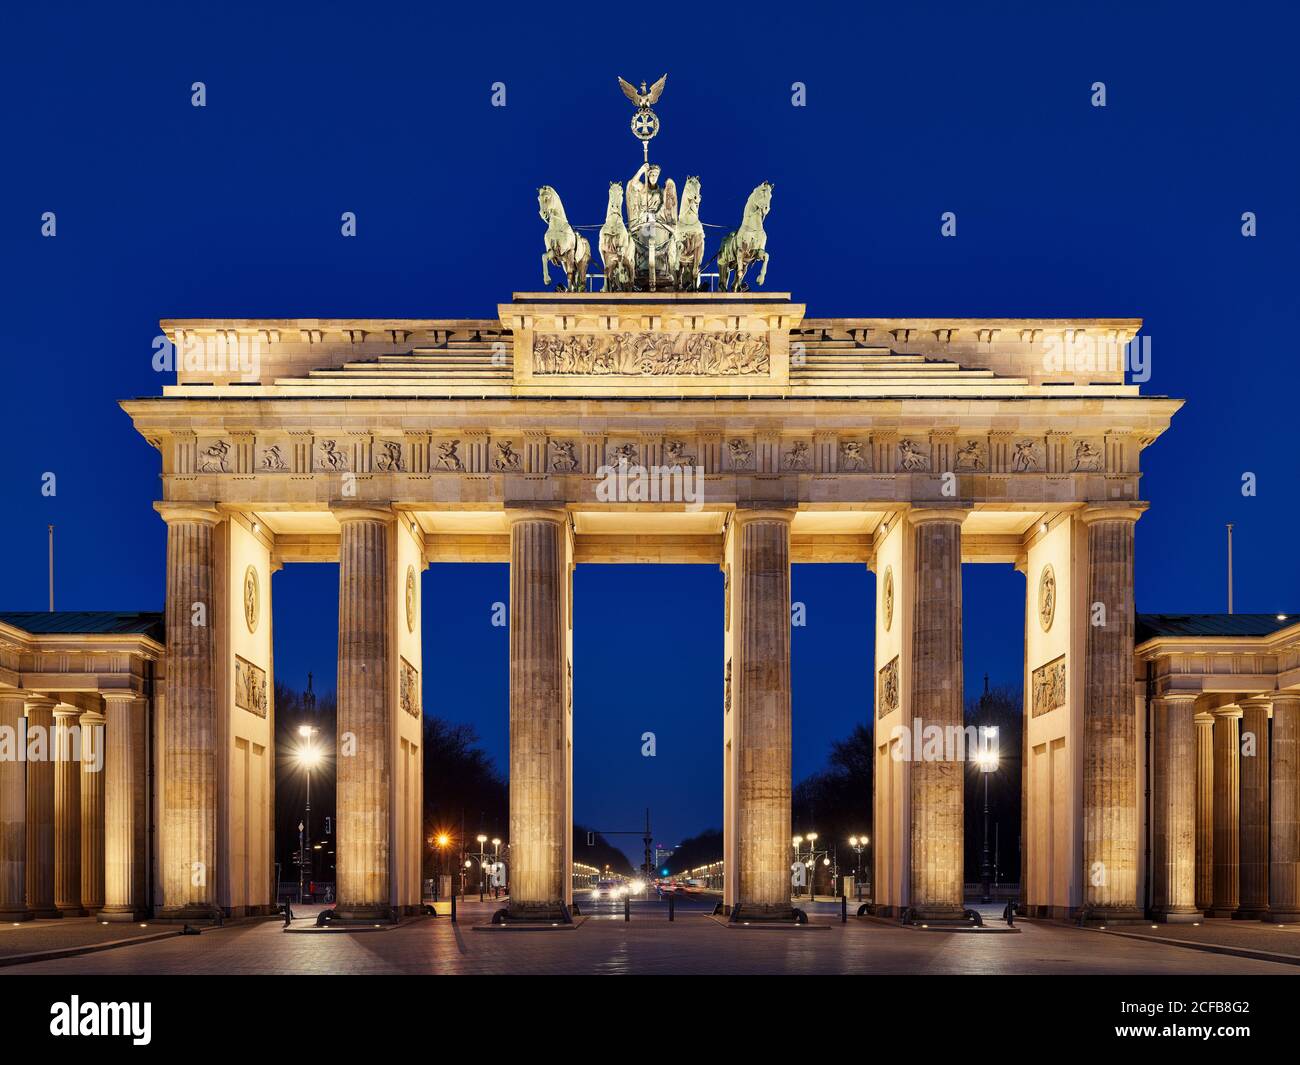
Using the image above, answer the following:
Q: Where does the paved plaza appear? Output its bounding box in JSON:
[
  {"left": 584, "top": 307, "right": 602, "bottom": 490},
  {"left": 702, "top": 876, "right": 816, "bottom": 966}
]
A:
[{"left": 2, "top": 900, "right": 1298, "bottom": 976}]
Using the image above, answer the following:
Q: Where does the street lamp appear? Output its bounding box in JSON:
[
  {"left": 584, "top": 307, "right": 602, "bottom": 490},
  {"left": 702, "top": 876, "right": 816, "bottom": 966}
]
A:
[
  {"left": 294, "top": 726, "right": 320, "bottom": 904},
  {"left": 476, "top": 835, "right": 489, "bottom": 900},
  {"left": 976, "top": 733, "right": 1000, "bottom": 904},
  {"left": 849, "top": 835, "right": 869, "bottom": 901}
]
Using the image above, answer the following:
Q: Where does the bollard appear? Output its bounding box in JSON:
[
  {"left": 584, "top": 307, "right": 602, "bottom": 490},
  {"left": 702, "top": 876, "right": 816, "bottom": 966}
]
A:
[
  {"left": 624, "top": 895, "right": 630, "bottom": 922},
  {"left": 841, "top": 895, "right": 847, "bottom": 923},
  {"left": 450, "top": 892, "right": 457, "bottom": 923},
  {"left": 668, "top": 894, "right": 675, "bottom": 922}
]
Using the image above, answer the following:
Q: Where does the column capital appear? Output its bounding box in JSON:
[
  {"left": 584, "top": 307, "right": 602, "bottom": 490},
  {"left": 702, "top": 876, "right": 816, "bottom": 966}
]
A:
[
  {"left": 907, "top": 506, "right": 970, "bottom": 526},
  {"left": 1212, "top": 704, "right": 1244, "bottom": 720},
  {"left": 78, "top": 708, "right": 106, "bottom": 725},
  {"left": 331, "top": 503, "right": 395, "bottom": 524},
  {"left": 1156, "top": 692, "right": 1201, "bottom": 706},
  {"left": 23, "top": 693, "right": 57, "bottom": 714},
  {"left": 153, "top": 501, "right": 222, "bottom": 526},
  {"left": 1078, "top": 503, "right": 1148, "bottom": 526},
  {"left": 99, "top": 690, "right": 143, "bottom": 705},
  {"left": 51, "top": 703, "right": 81, "bottom": 721},
  {"left": 504, "top": 505, "right": 567, "bottom": 526},
  {"left": 1270, "top": 688, "right": 1300, "bottom": 708},
  {"left": 731, "top": 507, "right": 795, "bottom": 527}
]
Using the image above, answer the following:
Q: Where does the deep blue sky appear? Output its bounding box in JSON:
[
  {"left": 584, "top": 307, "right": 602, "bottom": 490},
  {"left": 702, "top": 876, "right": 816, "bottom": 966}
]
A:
[{"left": 3, "top": 3, "right": 1296, "bottom": 862}]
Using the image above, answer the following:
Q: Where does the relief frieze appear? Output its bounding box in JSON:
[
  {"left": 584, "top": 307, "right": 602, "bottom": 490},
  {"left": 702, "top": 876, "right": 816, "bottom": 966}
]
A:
[{"left": 532, "top": 331, "right": 769, "bottom": 376}]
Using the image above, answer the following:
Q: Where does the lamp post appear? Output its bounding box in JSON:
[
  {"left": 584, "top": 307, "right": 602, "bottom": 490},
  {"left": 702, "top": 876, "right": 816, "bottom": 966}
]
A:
[
  {"left": 849, "top": 835, "right": 869, "bottom": 901},
  {"left": 294, "top": 725, "right": 320, "bottom": 902},
  {"left": 491, "top": 838, "right": 502, "bottom": 898},
  {"left": 476, "top": 835, "right": 488, "bottom": 901},
  {"left": 806, "top": 832, "right": 819, "bottom": 899},
  {"left": 977, "top": 739, "right": 1000, "bottom": 904}
]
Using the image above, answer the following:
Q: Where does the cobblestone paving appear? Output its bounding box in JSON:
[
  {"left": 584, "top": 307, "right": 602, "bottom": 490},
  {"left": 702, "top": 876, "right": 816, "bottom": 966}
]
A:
[
  {"left": 1, "top": 902, "right": 1297, "bottom": 975},
  {"left": 0, "top": 917, "right": 178, "bottom": 962}
]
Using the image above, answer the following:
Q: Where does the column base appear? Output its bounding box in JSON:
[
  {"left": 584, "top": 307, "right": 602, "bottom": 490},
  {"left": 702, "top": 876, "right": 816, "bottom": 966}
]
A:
[
  {"left": 502, "top": 901, "right": 571, "bottom": 924},
  {"left": 908, "top": 906, "right": 969, "bottom": 923},
  {"left": 26, "top": 905, "right": 62, "bottom": 919},
  {"left": 1206, "top": 906, "right": 1239, "bottom": 918},
  {"left": 0, "top": 907, "right": 33, "bottom": 922},
  {"left": 1233, "top": 907, "right": 1270, "bottom": 920},
  {"left": 1072, "top": 906, "right": 1146, "bottom": 924},
  {"left": 1151, "top": 907, "right": 1203, "bottom": 923},
  {"left": 1264, "top": 910, "right": 1300, "bottom": 923},
  {"left": 330, "top": 903, "right": 398, "bottom": 924},
  {"left": 58, "top": 905, "right": 87, "bottom": 918},
  {"left": 156, "top": 903, "right": 223, "bottom": 924},
  {"left": 98, "top": 905, "right": 148, "bottom": 923},
  {"left": 729, "top": 903, "right": 804, "bottom": 923}
]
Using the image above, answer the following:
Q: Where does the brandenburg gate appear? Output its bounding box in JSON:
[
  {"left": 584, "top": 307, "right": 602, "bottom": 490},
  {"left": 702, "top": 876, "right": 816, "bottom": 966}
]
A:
[{"left": 118, "top": 292, "right": 1179, "bottom": 922}]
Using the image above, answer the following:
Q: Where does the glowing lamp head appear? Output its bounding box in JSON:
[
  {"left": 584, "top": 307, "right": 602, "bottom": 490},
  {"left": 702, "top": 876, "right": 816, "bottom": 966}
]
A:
[{"left": 296, "top": 744, "right": 321, "bottom": 769}]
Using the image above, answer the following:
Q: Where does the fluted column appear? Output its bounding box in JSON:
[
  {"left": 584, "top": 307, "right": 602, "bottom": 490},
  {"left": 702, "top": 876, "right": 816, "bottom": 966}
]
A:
[
  {"left": 0, "top": 690, "right": 31, "bottom": 921},
  {"left": 78, "top": 708, "right": 106, "bottom": 914},
  {"left": 158, "top": 504, "right": 221, "bottom": 918},
  {"left": 732, "top": 510, "right": 794, "bottom": 918},
  {"left": 507, "top": 510, "right": 570, "bottom": 919},
  {"left": 1236, "top": 697, "right": 1270, "bottom": 918},
  {"left": 1151, "top": 694, "right": 1200, "bottom": 920},
  {"left": 1195, "top": 712, "right": 1215, "bottom": 911},
  {"left": 908, "top": 510, "right": 965, "bottom": 919},
  {"left": 23, "top": 695, "right": 58, "bottom": 918},
  {"left": 1080, "top": 507, "right": 1142, "bottom": 917},
  {"left": 53, "top": 704, "right": 84, "bottom": 916},
  {"left": 334, "top": 508, "right": 393, "bottom": 920},
  {"left": 100, "top": 693, "right": 148, "bottom": 920},
  {"left": 1267, "top": 692, "right": 1300, "bottom": 921},
  {"left": 1210, "top": 707, "right": 1241, "bottom": 917}
]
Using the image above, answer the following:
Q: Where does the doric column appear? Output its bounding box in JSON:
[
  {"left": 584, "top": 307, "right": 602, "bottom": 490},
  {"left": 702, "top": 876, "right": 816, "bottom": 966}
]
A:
[
  {"left": 1267, "top": 692, "right": 1300, "bottom": 921},
  {"left": 507, "top": 509, "right": 571, "bottom": 920},
  {"left": 1080, "top": 506, "right": 1142, "bottom": 918},
  {"left": 1210, "top": 707, "right": 1241, "bottom": 917},
  {"left": 53, "top": 704, "right": 84, "bottom": 916},
  {"left": 1195, "top": 712, "right": 1215, "bottom": 911},
  {"left": 908, "top": 509, "right": 965, "bottom": 920},
  {"left": 0, "top": 690, "right": 31, "bottom": 921},
  {"left": 1236, "top": 697, "right": 1270, "bottom": 918},
  {"left": 100, "top": 692, "right": 148, "bottom": 920},
  {"left": 23, "top": 695, "right": 58, "bottom": 918},
  {"left": 1151, "top": 694, "right": 1200, "bottom": 920},
  {"left": 158, "top": 503, "right": 221, "bottom": 918},
  {"left": 334, "top": 507, "right": 394, "bottom": 920},
  {"left": 79, "top": 708, "right": 106, "bottom": 914},
  {"left": 731, "top": 510, "right": 794, "bottom": 919}
]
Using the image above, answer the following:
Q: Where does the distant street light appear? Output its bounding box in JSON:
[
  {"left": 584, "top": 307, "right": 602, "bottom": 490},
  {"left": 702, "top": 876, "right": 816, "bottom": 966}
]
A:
[{"left": 976, "top": 734, "right": 1001, "bottom": 904}]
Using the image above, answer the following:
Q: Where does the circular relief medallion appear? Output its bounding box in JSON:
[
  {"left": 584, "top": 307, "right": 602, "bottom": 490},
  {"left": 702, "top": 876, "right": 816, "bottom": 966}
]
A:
[
  {"left": 1038, "top": 564, "right": 1056, "bottom": 632},
  {"left": 405, "top": 565, "right": 417, "bottom": 633},
  {"left": 883, "top": 566, "right": 895, "bottom": 632},
  {"left": 243, "top": 565, "right": 259, "bottom": 634}
]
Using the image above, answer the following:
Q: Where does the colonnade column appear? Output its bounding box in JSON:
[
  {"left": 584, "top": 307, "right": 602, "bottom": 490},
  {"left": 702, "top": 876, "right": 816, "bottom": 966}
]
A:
[
  {"left": 1151, "top": 694, "right": 1200, "bottom": 920},
  {"left": 334, "top": 507, "right": 395, "bottom": 921},
  {"left": 1237, "top": 697, "right": 1270, "bottom": 919},
  {"left": 53, "top": 704, "right": 84, "bottom": 916},
  {"left": 79, "top": 708, "right": 106, "bottom": 914},
  {"left": 907, "top": 509, "right": 965, "bottom": 920},
  {"left": 1267, "top": 692, "right": 1300, "bottom": 921},
  {"left": 23, "top": 695, "right": 58, "bottom": 918},
  {"left": 1080, "top": 506, "right": 1142, "bottom": 918},
  {"left": 100, "top": 692, "right": 148, "bottom": 920},
  {"left": 0, "top": 690, "right": 31, "bottom": 921},
  {"left": 507, "top": 508, "right": 572, "bottom": 920},
  {"left": 729, "top": 509, "right": 794, "bottom": 920},
  {"left": 157, "top": 503, "right": 221, "bottom": 919},
  {"left": 1210, "top": 707, "right": 1241, "bottom": 917},
  {"left": 1194, "top": 712, "right": 1215, "bottom": 912}
]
